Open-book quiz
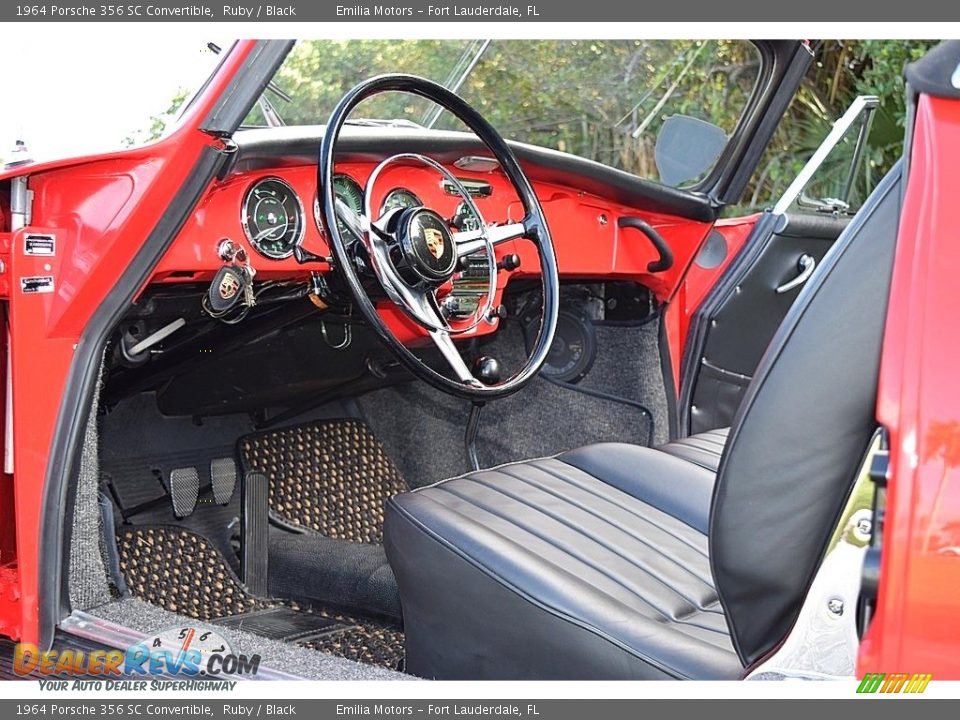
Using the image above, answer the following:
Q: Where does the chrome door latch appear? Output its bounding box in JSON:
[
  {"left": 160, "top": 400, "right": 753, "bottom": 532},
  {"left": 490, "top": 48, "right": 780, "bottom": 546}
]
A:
[{"left": 776, "top": 253, "right": 816, "bottom": 294}]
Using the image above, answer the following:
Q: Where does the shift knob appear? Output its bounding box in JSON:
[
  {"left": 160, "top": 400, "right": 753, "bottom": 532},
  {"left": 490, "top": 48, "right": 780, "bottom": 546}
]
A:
[{"left": 473, "top": 356, "right": 501, "bottom": 385}]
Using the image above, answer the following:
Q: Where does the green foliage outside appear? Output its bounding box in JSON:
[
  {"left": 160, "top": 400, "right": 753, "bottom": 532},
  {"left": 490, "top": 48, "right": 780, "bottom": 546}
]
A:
[
  {"left": 135, "top": 39, "right": 938, "bottom": 214},
  {"left": 750, "top": 40, "right": 936, "bottom": 214}
]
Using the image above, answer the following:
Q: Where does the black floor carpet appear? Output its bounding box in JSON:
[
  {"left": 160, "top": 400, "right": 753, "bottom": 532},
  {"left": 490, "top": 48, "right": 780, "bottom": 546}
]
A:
[{"left": 359, "top": 319, "right": 670, "bottom": 487}]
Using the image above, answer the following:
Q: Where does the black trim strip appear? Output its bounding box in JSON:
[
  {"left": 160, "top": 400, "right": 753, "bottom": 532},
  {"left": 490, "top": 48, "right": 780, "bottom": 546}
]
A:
[
  {"left": 657, "top": 311, "right": 679, "bottom": 442},
  {"left": 201, "top": 40, "right": 296, "bottom": 136},
  {"left": 716, "top": 42, "right": 813, "bottom": 205}
]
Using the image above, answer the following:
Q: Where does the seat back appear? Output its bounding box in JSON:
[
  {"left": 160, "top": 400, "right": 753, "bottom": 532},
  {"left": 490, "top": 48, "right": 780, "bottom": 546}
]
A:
[{"left": 710, "top": 162, "right": 902, "bottom": 666}]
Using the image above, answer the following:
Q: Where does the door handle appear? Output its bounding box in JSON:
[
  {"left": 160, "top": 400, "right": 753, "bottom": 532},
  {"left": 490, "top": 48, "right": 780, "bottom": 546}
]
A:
[{"left": 776, "top": 254, "right": 816, "bottom": 294}]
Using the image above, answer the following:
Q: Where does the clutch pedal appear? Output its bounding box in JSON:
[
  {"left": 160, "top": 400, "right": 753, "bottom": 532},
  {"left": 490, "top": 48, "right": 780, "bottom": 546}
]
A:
[{"left": 168, "top": 467, "right": 199, "bottom": 518}]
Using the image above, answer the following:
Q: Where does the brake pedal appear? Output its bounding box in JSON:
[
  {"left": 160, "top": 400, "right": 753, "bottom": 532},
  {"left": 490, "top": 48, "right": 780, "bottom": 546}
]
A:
[
  {"left": 169, "top": 467, "right": 199, "bottom": 518},
  {"left": 241, "top": 471, "right": 269, "bottom": 596},
  {"left": 210, "top": 457, "right": 238, "bottom": 505}
]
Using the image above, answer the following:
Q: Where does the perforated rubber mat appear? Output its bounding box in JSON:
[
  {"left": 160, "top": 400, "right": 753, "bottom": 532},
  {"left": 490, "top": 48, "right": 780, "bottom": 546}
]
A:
[
  {"left": 238, "top": 419, "right": 408, "bottom": 544},
  {"left": 299, "top": 623, "right": 406, "bottom": 669},
  {"left": 116, "top": 525, "right": 405, "bottom": 670}
]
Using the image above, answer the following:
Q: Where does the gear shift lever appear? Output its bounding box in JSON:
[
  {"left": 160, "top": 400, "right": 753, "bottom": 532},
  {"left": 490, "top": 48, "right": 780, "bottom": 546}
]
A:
[{"left": 465, "top": 402, "right": 484, "bottom": 472}]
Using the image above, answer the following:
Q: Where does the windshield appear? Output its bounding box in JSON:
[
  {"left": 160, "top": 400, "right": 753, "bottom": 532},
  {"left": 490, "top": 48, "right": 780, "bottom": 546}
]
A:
[
  {"left": 0, "top": 37, "right": 223, "bottom": 165},
  {"left": 249, "top": 39, "right": 761, "bottom": 183}
]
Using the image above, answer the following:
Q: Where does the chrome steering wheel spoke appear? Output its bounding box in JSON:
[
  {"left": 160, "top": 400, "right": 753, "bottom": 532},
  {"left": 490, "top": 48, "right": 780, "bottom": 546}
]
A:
[{"left": 453, "top": 220, "right": 528, "bottom": 258}]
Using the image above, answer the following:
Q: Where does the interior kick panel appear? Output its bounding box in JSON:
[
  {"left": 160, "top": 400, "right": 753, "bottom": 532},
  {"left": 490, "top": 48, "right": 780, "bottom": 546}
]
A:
[{"left": 684, "top": 212, "right": 849, "bottom": 434}]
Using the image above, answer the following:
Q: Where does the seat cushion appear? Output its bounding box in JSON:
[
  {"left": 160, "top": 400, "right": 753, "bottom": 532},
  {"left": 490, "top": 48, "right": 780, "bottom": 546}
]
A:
[
  {"left": 384, "top": 447, "right": 742, "bottom": 680},
  {"left": 658, "top": 428, "right": 729, "bottom": 473}
]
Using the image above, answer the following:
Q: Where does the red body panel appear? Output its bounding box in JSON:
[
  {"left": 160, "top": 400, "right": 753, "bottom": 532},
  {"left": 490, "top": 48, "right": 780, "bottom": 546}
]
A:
[
  {"left": 859, "top": 93, "right": 960, "bottom": 678},
  {"left": 0, "top": 40, "right": 262, "bottom": 643}
]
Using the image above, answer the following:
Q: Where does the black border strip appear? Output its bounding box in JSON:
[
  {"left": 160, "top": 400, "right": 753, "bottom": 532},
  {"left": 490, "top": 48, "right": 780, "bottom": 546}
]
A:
[{"left": 677, "top": 212, "right": 778, "bottom": 435}]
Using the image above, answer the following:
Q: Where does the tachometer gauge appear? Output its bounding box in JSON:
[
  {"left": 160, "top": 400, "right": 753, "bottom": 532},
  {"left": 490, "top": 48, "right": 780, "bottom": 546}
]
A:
[
  {"left": 242, "top": 177, "right": 303, "bottom": 259},
  {"left": 314, "top": 174, "right": 365, "bottom": 239},
  {"left": 380, "top": 188, "right": 422, "bottom": 215}
]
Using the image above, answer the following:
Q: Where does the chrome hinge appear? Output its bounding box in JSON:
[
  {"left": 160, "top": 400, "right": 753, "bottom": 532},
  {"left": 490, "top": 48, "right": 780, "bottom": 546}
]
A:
[{"left": 10, "top": 176, "right": 33, "bottom": 230}]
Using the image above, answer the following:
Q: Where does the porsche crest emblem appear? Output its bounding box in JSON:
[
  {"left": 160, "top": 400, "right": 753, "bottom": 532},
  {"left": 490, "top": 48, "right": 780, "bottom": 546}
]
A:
[
  {"left": 219, "top": 272, "right": 241, "bottom": 300},
  {"left": 423, "top": 227, "right": 445, "bottom": 260}
]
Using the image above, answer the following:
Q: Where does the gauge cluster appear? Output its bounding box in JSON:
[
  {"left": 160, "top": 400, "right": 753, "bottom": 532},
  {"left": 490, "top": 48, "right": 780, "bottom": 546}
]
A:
[
  {"left": 381, "top": 188, "right": 422, "bottom": 215},
  {"left": 244, "top": 171, "right": 434, "bottom": 261}
]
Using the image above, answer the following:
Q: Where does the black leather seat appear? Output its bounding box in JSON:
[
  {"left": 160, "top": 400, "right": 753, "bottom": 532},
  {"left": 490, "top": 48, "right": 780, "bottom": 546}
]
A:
[
  {"left": 384, "top": 163, "right": 902, "bottom": 679},
  {"left": 659, "top": 427, "right": 729, "bottom": 473}
]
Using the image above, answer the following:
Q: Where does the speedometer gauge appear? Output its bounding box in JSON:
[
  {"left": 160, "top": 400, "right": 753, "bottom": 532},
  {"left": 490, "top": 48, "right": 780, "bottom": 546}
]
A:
[
  {"left": 313, "top": 174, "right": 365, "bottom": 239},
  {"left": 242, "top": 177, "right": 303, "bottom": 259},
  {"left": 381, "top": 188, "right": 422, "bottom": 215}
]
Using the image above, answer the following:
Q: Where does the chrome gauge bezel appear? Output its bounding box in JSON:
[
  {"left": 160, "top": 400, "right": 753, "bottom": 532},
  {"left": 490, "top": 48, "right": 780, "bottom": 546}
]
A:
[
  {"left": 241, "top": 176, "right": 305, "bottom": 260},
  {"left": 379, "top": 187, "right": 423, "bottom": 216}
]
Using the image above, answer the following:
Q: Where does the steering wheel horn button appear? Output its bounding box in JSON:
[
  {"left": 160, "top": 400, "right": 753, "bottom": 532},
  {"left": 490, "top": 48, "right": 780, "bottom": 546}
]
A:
[{"left": 400, "top": 208, "right": 458, "bottom": 282}]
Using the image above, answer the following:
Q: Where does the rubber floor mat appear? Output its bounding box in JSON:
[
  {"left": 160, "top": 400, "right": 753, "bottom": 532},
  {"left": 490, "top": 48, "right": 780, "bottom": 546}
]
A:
[
  {"left": 238, "top": 419, "right": 407, "bottom": 544},
  {"left": 299, "top": 624, "right": 406, "bottom": 669},
  {"left": 116, "top": 525, "right": 405, "bottom": 670}
]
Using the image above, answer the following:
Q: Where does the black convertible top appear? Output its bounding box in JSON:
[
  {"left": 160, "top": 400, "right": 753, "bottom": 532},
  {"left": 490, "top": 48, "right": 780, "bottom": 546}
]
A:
[{"left": 906, "top": 40, "right": 960, "bottom": 100}]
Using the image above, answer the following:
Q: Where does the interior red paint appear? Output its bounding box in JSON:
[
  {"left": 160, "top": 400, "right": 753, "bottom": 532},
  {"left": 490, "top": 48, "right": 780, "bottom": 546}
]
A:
[
  {"left": 154, "top": 160, "right": 714, "bottom": 344},
  {"left": 0, "top": 58, "right": 713, "bottom": 642},
  {"left": 859, "top": 93, "right": 960, "bottom": 678}
]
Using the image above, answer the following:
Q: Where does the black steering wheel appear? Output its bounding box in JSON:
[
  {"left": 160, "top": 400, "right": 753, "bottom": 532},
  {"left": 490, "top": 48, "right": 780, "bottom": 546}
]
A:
[{"left": 316, "top": 74, "right": 559, "bottom": 400}]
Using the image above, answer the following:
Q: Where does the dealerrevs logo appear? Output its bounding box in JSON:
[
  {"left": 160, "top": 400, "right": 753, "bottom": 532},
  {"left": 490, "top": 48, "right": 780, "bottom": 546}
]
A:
[
  {"left": 857, "top": 673, "right": 932, "bottom": 694},
  {"left": 14, "top": 626, "right": 260, "bottom": 679}
]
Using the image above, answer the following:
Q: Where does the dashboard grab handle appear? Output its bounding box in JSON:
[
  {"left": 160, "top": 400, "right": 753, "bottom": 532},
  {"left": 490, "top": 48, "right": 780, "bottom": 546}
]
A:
[{"left": 617, "top": 217, "right": 674, "bottom": 273}]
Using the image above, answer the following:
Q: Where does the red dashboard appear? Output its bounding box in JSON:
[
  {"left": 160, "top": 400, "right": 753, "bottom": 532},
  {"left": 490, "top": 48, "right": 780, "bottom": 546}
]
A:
[{"left": 151, "top": 159, "right": 714, "bottom": 343}]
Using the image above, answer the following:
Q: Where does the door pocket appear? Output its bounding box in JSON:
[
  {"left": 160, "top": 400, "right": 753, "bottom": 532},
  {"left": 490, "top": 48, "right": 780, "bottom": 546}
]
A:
[{"left": 691, "top": 360, "right": 752, "bottom": 434}]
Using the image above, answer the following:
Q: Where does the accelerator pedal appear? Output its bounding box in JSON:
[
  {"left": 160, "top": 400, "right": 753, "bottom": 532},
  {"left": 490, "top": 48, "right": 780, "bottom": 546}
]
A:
[
  {"left": 241, "top": 471, "right": 269, "bottom": 596},
  {"left": 210, "top": 457, "right": 238, "bottom": 505},
  {"left": 168, "top": 467, "right": 199, "bottom": 518}
]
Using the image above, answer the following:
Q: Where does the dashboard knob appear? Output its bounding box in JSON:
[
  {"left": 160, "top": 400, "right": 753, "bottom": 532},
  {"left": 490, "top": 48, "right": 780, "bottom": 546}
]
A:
[
  {"left": 473, "top": 356, "right": 501, "bottom": 385},
  {"left": 488, "top": 304, "right": 508, "bottom": 322},
  {"left": 497, "top": 253, "right": 521, "bottom": 271}
]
